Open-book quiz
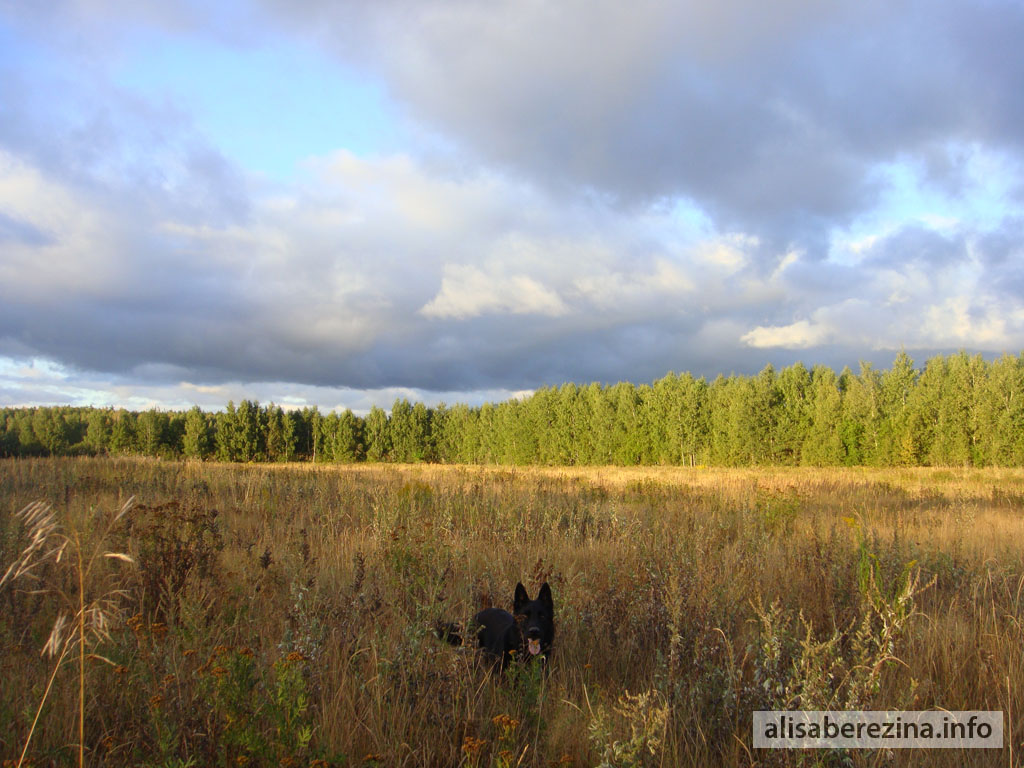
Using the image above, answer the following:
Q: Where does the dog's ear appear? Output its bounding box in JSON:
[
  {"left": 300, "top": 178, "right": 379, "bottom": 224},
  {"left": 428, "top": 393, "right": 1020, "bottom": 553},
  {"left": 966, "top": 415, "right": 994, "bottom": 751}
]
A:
[
  {"left": 514, "top": 582, "right": 530, "bottom": 612},
  {"left": 538, "top": 582, "right": 553, "bottom": 611}
]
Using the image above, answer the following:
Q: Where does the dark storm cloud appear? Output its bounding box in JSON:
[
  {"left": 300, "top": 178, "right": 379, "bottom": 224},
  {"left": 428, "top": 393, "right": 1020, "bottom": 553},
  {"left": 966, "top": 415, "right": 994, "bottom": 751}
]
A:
[
  {"left": 863, "top": 226, "right": 968, "bottom": 270},
  {"left": 260, "top": 0, "right": 1024, "bottom": 255},
  {"left": 975, "top": 218, "right": 1024, "bottom": 266}
]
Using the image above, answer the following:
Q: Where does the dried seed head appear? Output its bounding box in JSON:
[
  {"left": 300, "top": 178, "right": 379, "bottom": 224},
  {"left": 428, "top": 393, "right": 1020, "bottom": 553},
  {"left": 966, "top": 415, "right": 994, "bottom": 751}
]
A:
[{"left": 43, "top": 613, "right": 70, "bottom": 658}]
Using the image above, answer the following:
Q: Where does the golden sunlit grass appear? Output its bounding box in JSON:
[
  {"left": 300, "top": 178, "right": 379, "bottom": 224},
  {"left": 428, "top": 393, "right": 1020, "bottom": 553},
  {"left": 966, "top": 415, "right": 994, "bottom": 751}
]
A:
[{"left": 1, "top": 457, "right": 1022, "bottom": 766}]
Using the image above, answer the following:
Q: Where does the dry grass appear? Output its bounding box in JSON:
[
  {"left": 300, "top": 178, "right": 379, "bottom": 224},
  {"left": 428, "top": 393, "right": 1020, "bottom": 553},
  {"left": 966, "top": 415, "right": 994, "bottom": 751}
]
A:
[{"left": 1, "top": 457, "right": 1022, "bottom": 767}]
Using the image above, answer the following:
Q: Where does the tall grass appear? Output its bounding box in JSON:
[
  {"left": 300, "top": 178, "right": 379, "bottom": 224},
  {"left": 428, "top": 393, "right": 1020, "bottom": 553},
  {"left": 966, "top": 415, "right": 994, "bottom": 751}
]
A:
[
  {"left": 2, "top": 496, "right": 135, "bottom": 768},
  {"left": 1, "top": 457, "right": 1022, "bottom": 766}
]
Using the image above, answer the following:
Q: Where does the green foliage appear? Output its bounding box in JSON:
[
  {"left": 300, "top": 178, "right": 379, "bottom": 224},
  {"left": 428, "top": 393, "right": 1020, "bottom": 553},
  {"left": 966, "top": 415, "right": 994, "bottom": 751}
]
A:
[
  {"left": 3, "top": 351, "right": 1024, "bottom": 467},
  {"left": 85, "top": 409, "right": 112, "bottom": 455},
  {"left": 390, "top": 398, "right": 429, "bottom": 462},
  {"left": 264, "top": 404, "right": 290, "bottom": 462},
  {"left": 802, "top": 365, "right": 844, "bottom": 466},
  {"left": 109, "top": 410, "right": 137, "bottom": 455},
  {"left": 183, "top": 406, "right": 213, "bottom": 460},
  {"left": 364, "top": 405, "right": 390, "bottom": 462},
  {"left": 321, "top": 408, "right": 361, "bottom": 462},
  {"left": 588, "top": 689, "right": 668, "bottom": 768},
  {"left": 197, "top": 647, "right": 316, "bottom": 764},
  {"left": 32, "top": 408, "right": 72, "bottom": 455}
]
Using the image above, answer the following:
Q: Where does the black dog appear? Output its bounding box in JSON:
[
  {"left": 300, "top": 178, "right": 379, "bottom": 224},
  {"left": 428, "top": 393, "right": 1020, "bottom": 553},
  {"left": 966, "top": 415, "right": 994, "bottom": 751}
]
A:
[{"left": 438, "top": 582, "right": 554, "bottom": 671}]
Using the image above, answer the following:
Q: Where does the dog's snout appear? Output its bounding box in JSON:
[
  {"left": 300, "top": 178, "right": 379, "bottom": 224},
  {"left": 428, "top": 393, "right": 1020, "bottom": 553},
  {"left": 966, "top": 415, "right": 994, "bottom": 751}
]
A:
[{"left": 526, "top": 626, "right": 542, "bottom": 639}]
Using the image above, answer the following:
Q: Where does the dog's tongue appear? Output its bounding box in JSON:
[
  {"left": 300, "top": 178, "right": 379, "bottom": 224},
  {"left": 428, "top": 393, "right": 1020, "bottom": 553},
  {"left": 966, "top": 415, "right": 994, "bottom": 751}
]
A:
[{"left": 528, "top": 638, "right": 542, "bottom": 656}]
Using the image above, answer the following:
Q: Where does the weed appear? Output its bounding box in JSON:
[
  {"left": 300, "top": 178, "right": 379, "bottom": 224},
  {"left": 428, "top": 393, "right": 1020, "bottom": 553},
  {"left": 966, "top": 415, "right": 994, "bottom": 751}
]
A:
[
  {"left": 128, "top": 500, "right": 223, "bottom": 617},
  {"left": 1, "top": 498, "right": 135, "bottom": 768},
  {"left": 587, "top": 688, "right": 668, "bottom": 768}
]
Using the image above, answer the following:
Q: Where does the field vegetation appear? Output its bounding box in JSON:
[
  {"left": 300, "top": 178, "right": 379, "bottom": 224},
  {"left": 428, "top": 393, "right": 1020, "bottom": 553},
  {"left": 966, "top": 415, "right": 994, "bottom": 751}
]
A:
[{"left": 1, "top": 457, "right": 1023, "bottom": 766}]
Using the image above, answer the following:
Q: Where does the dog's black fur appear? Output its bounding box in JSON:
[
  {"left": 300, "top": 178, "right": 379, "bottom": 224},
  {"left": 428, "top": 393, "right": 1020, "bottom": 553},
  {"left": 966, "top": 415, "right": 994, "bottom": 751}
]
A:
[{"left": 437, "top": 582, "right": 554, "bottom": 671}]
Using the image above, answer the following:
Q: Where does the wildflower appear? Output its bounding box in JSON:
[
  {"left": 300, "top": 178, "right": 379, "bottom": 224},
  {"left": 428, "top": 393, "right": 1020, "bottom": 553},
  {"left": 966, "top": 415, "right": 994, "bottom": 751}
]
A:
[
  {"left": 286, "top": 651, "right": 306, "bottom": 663},
  {"left": 150, "top": 622, "right": 168, "bottom": 639},
  {"left": 492, "top": 713, "right": 519, "bottom": 732},
  {"left": 148, "top": 694, "right": 164, "bottom": 709},
  {"left": 211, "top": 665, "right": 228, "bottom": 678},
  {"left": 238, "top": 646, "right": 255, "bottom": 658},
  {"left": 162, "top": 673, "right": 176, "bottom": 687},
  {"left": 183, "top": 649, "right": 197, "bottom": 658},
  {"left": 114, "top": 665, "right": 129, "bottom": 676},
  {"left": 492, "top": 713, "right": 520, "bottom": 742},
  {"left": 461, "top": 736, "right": 487, "bottom": 757},
  {"left": 236, "top": 756, "right": 250, "bottom": 766}
]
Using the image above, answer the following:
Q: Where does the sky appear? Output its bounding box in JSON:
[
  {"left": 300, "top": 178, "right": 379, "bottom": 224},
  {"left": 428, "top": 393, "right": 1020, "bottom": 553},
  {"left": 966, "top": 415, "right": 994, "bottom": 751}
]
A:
[{"left": 1, "top": 0, "right": 1022, "bottom": 414}]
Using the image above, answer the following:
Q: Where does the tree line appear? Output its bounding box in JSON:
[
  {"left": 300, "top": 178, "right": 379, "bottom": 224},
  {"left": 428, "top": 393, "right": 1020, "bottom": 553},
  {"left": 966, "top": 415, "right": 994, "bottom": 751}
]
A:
[{"left": 2, "top": 351, "right": 1023, "bottom": 467}]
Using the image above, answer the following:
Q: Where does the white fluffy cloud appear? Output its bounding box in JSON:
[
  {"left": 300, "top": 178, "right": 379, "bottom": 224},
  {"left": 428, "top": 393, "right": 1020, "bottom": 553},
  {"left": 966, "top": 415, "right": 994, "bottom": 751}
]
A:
[
  {"left": 421, "top": 265, "right": 569, "bottom": 319},
  {"left": 742, "top": 320, "right": 832, "bottom": 350}
]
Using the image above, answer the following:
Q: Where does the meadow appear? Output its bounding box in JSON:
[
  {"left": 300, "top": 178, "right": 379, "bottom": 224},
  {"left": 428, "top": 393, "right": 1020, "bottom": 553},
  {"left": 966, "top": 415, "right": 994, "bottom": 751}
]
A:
[{"left": 1, "top": 457, "right": 1023, "bottom": 767}]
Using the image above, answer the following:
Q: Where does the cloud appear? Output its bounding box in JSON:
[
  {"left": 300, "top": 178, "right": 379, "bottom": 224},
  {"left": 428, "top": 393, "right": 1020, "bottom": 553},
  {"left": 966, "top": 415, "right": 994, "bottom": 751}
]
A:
[
  {"left": 2, "top": 0, "right": 1024, "bottom": 411},
  {"left": 0, "top": 136, "right": 707, "bottom": 390},
  {"left": 740, "top": 220, "right": 1024, "bottom": 355},
  {"left": 3, "top": 129, "right": 1022, "bottom": 400},
  {"left": 742, "top": 320, "right": 831, "bottom": 350},
  {"left": 260, "top": 0, "right": 1024, "bottom": 255},
  {"left": 0, "top": 355, "right": 530, "bottom": 413},
  {"left": 0, "top": 14, "right": 251, "bottom": 230},
  {"left": 421, "top": 265, "right": 569, "bottom": 319},
  {"left": 0, "top": 210, "right": 52, "bottom": 247}
]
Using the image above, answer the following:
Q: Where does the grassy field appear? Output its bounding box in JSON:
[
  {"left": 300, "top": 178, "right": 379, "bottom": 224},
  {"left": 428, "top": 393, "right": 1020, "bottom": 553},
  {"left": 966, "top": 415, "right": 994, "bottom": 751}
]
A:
[{"left": 1, "top": 457, "right": 1023, "bottom": 766}]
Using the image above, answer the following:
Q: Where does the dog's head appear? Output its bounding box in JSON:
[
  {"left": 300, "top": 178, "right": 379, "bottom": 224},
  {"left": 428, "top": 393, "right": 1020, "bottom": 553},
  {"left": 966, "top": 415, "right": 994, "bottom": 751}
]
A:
[{"left": 513, "top": 581, "right": 554, "bottom": 658}]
